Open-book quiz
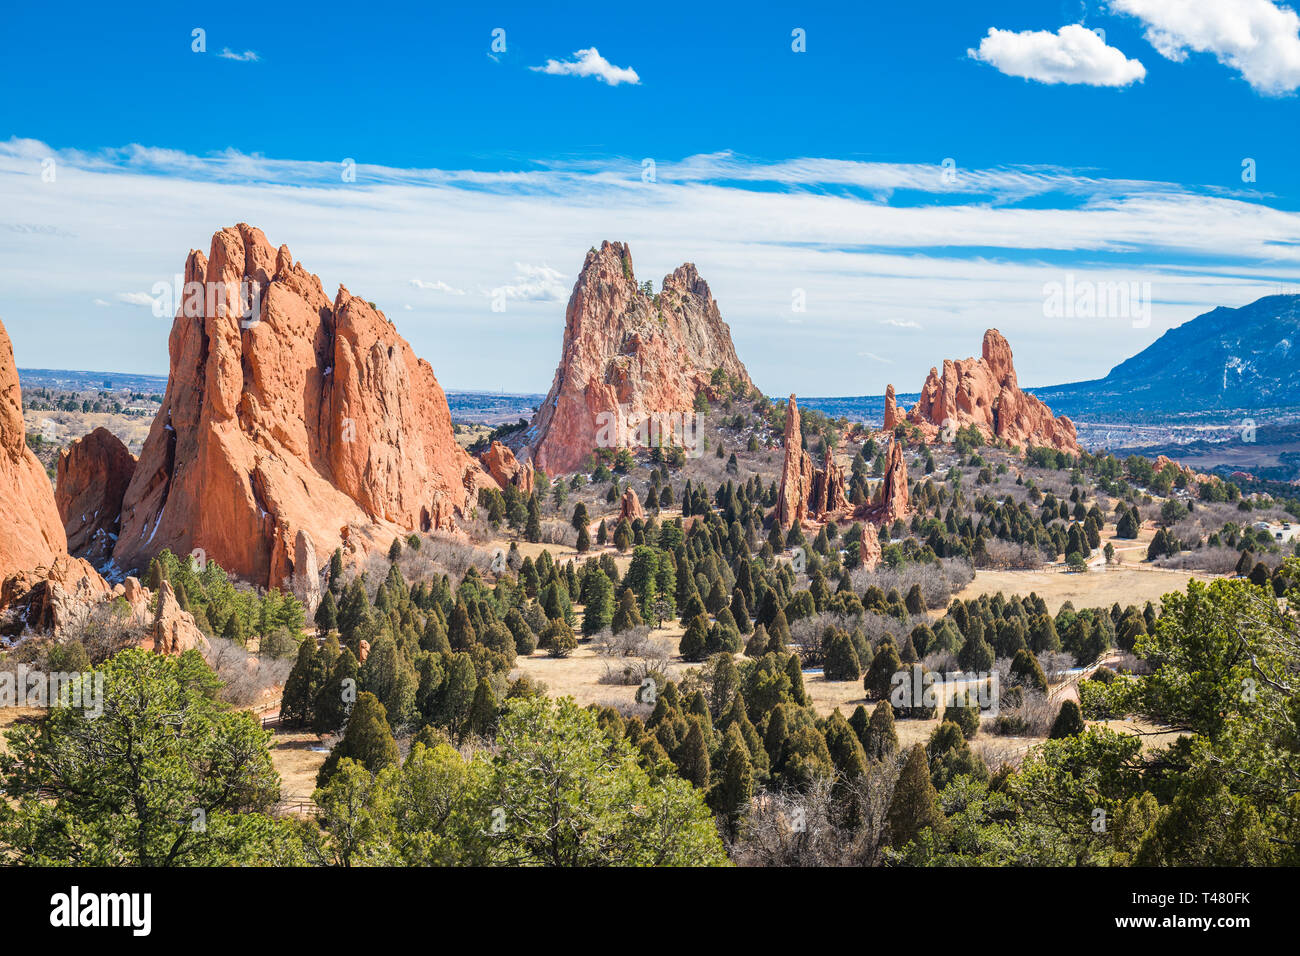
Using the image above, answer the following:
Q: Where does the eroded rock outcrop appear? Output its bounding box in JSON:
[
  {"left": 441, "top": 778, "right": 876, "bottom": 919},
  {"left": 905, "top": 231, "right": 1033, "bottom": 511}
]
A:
[
  {"left": 776, "top": 395, "right": 909, "bottom": 532},
  {"left": 901, "top": 329, "right": 1079, "bottom": 454},
  {"left": 0, "top": 317, "right": 66, "bottom": 578},
  {"left": 109, "top": 224, "right": 488, "bottom": 592},
  {"left": 883, "top": 384, "right": 900, "bottom": 431},
  {"left": 528, "top": 242, "right": 753, "bottom": 474},
  {"left": 481, "top": 440, "right": 534, "bottom": 496},
  {"left": 151, "top": 579, "right": 210, "bottom": 655},
  {"left": 776, "top": 395, "right": 851, "bottom": 530},
  {"left": 56, "top": 427, "right": 136, "bottom": 563},
  {"left": 866, "top": 436, "right": 910, "bottom": 527},
  {"left": 859, "top": 523, "right": 882, "bottom": 572},
  {"left": 619, "top": 486, "right": 645, "bottom": 522}
]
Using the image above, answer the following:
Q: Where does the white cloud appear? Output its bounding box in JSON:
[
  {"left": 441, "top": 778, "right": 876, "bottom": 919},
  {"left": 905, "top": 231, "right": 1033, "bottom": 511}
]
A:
[
  {"left": 857, "top": 352, "right": 893, "bottom": 363},
  {"left": 218, "top": 48, "right": 260, "bottom": 62},
  {"left": 2, "top": 137, "right": 1298, "bottom": 393},
  {"left": 530, "top": 48, "right": 640, "bottom": 86},
  {"left": 492, "top": 264, "right": 568, "bottom": 302},
  {"left": 969, "top": 23, "right": 1147, "bottom": 86},
  {"left": 880, "top": 318, "right": 922, "bottom": 329},
  {"left": 93, "top": 298, "right": 110, "bottom": 307},
  {"left": 1110, "top": 0, "right": 1300, "bottom": 94},
  {"left": 409, "top": 278, "right": 465, "bottom": 295},
  {"left": 115, "top": 292, "right": 155, "bottom": 306}
]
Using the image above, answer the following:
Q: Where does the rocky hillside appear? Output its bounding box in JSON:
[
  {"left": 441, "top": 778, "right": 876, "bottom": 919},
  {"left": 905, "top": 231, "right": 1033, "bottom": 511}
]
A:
[
  {"left": 1034, "top": 294, "right": 1300, "bottom": 419},
  {"left": 527, "top": 241, "right": 753, "bottom": 474}
]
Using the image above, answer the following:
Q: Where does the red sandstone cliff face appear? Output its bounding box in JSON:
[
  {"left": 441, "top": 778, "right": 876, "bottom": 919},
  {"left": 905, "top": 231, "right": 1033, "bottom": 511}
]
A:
[
  {"left": 900, "top": 329, "right": 1079, "bottom": 454},
  {"left": 528, "top": 242, "right": 753, "bottom": 475},
  {"left": 0, "top": 318, "right": 66, "bottom": 578},
  {"left": 110, "top": 224, "right": 487, "bottom": 594},
  {"left": 56, "top": 427, "right": 136, "bottom": 563}
]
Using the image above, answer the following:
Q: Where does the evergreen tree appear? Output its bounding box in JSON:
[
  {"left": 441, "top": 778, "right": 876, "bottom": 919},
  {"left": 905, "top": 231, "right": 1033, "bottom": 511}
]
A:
[
  {"left": 823, "top": 631, "right": 863, "bottom": 681},
  {"left": 316, "top": 692, "right": 400, "bottom": 787},
  {"left": 1049, "top": 699, "right": 1086, "bottom": 739},
  {"left": 611, "top": 588, "right": 643, "bottom": 634},
  {"left": 864, "top": 701, "right": 898, "bottom": 761},
  {"left": 1009, "top": 648, "right": 1049, "bottom": 693},
  {"left": 465, "top": 677, "right": 500, "bottom": 739},
  {"left": 885, "top": 744, "right": 947, "bottom": 847},
  {"left": 313, "top": 647, "right": 359, "bottom": 734},
  {"left": 314, "top": 589, "right": 338, "bottom": 632},
  {"left": 676, "top": 719, "right": 711, "bottom": 789}
]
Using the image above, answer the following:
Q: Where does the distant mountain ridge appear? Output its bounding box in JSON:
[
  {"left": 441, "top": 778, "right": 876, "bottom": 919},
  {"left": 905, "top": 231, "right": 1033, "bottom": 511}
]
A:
[{"left": 1032, "top": 294, "right": 1300, "bottom": 420}]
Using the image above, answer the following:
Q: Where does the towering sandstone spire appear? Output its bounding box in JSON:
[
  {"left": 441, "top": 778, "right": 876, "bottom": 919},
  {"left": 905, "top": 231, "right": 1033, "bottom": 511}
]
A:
[
  {"left": 110, "top": 224, "right": 489, "bottom": 592},
  {"left": 528, "top": 241, "right": 752, "bottom": 474}
]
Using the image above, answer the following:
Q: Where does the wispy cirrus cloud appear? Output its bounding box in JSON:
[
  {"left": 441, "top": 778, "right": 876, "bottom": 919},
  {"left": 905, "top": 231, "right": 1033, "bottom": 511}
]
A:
[
  {"left": 2, "top": 136, "right": 1298, "bottom": 393},
  {"left": 115, "top": 292, "right": 155, "bottom": 306},
  {"left": 218, "top": 48, "right": 260, "bottom": 62},
  {"left": 530, "top": 47, "right": 639, "bottom": 86},
  {"left": 968, "top": 23, "right": 1146, "bottom": 87},
  {"left": 409, "top": 278, "right": 465, "bottom": 295}
]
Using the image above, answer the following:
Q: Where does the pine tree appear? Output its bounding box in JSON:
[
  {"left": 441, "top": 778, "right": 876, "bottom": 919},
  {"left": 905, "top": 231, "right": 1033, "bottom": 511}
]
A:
[
  {"left": 465, "top": 677, "right": 500, "bottom": 738},
  {"left": 581, "top": 570, "right": 614, "bottom": 636},
  {"left": 281, "top": 637, "right": 320, "bottom": 726},
  {"left": 864, "top": 641, "right": 902, "bottom": 700},
  {"left": 679, "top": 614, "right": 709, "bottom": 661},
  {"left": 864, "top": 701, "right": 898, "bottom": 761},
  {"left": 784, "top": 653, "right": 808, "bottom": 705},
  {"left": 1010, "top": 648, "right": 1049, "bottom": 693},
  {"left": 1049, "top": 699, "right": 1086, "bottom": 739},
  {"left": 316, "top": 692, "right": 399, "bottom": 787},
  {"left": 711, "top": 724, "right": 754, "bottom": 834},
  {"left": 885, "top": 744, "right": 947, "bottom": 847},
  {"left": 613, "top": 518, "right": 632, "bottom": 552},
  {"left": 676, "top": 719, "right": 711, "bottom": 789},
  {"left": 597, "top": 519, "right": 608, "bottom": 546},
  {"left": 314, "top": 589, "right": 338, "bottom": 632},
  {"left": 388, "top": 537, "right": 403, "bottom": 563},
  {"left": 576, "top": 524, "right": 591, "bottom": 553},
  {"left": 313, "top": 647, "right": 358, "bottom": 734},
  {"left": 611, "top": 588, "right": 643, "bottom": 634},
  {"left": 823, "top": 631, "right": 862, "bottom": 681},
  {"left": 328, "top": 549, "right": 345, "bottom": 593},
  {"left": 525, "top": 495, "right": 542, "bottom": 543}
]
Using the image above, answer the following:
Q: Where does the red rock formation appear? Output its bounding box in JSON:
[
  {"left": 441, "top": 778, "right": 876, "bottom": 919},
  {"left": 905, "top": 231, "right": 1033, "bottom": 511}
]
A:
[
  {"left": 110, "top": 225, "right": 487, "bottom": 590},
  {"left": 0, "top": 317, "right": 66, "bottom": 578},
  {"left": 905, "top": 329, "right": 1079, "bottom": 454},
  {"left": 619, "top": 486, "right": 646, "bottom": 522},
  {"left": 481, "top": 440, "right": 534, "bottom": 496},
  {"left": 859, "top": 523, "right": 882, "bottom": 572},
  {"left": 56, "top": 427, "right": 136, "bottom": 563},
  {"left": 776, "top": 395, "right": 850, "bottom": 530},
  {"left": 0, "top": 555, "right": 112, "bottom": 634},
  {"left": 867, "top": 437, "right": 910, "bottom": 526},
  {"left": 776, "top": 395, "right": 812, "bottom": 529},
  {"left": 529, "top": 242, "right": 753, "bottom": 474},
  {"left": 883, "top": 384, "right": 900, "bottom": 431},
  {"left": 152, "top": 579, "right": 210, "bottom": 655}
]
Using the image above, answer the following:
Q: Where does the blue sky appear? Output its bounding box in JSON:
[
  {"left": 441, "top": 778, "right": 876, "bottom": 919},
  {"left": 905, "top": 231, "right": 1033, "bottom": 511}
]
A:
[{"left": 2, "top": 0, "right": 1299, "bottom": 394}]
